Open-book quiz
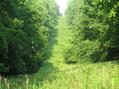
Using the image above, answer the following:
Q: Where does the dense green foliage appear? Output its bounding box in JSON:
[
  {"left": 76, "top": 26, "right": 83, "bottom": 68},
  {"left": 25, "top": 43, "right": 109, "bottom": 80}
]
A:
[
  {"left": 65, "top": 0, "right": 119, "bottom": 63},
  {"left": 0, "top": 0, "right": 59, "bottom": 75},
  {"left": 0, "top": 0, "right": 119, "bottom": 88},
  {"left": 0, "top": 17, "right": 119, "bottom": 89}
]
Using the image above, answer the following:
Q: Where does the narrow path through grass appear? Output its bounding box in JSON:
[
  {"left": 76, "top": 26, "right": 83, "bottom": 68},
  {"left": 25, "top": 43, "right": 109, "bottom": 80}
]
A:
[
  {"left": 39, "top": 17, "right": 119, "bottom": 89},
  {"left": 48, "top": 17, "right": 73, "bottom": 69}
]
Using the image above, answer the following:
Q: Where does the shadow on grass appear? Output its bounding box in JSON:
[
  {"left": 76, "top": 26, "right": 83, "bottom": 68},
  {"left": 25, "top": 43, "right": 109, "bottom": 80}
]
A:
[
  {"left": 34, "top": 28, "right": 59, "bottom": 82},
  {"left": 46, "top": 28, "right": 58, "bottom": 60},
  {"left": 33, "top": 62, "right": 58, "bottom": 83}
]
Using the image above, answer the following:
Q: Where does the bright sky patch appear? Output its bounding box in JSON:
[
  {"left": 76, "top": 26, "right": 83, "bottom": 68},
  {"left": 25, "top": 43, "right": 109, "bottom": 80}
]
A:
[{"left": 55, "top": 0, "right": 68, "bottom": 15}]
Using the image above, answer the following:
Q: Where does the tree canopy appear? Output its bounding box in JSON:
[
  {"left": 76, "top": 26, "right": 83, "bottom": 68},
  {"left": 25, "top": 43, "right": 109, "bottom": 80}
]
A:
[
  {"left": 0, "top": 0, "right": 59, "bottom": 75},
  {"left": 65, "top": 0, "right": 119, "bottom": 63}
]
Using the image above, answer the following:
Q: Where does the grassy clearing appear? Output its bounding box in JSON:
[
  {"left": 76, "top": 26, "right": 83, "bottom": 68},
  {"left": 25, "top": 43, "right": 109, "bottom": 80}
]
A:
[
  {"left": 0, "top": 17, "right": 119, "bottom": 89},
  {"left": 40, "top": 62, "right": 119, "bottom": 89}
]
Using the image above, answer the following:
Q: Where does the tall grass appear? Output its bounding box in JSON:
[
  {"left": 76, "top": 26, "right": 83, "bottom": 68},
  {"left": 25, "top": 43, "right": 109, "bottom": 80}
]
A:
[{"left": 1, "top": 62, "right": 119, "bottom": 89}]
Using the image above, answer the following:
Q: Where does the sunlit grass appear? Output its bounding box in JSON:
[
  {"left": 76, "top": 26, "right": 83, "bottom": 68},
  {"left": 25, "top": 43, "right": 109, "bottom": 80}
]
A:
[{"left": 40, "top": 62, "right": 119, "bottom": 89}]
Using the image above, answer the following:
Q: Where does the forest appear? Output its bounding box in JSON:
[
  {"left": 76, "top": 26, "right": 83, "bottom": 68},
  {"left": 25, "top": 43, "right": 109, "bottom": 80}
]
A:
[
  {"left": 65, "top": 0, "right": 119, "bottom": 64},
  {"left": 0, "top": 0, "right": 59, "bottom": 75},
  {"left": 0, "top": 0, "right": 119, "bottom": 89}
]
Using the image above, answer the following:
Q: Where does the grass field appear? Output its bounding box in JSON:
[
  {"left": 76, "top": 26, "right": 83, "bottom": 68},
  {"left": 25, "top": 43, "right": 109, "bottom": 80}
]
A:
[{"left": 0, "top": 17, "right": 119, "bottom": 89}]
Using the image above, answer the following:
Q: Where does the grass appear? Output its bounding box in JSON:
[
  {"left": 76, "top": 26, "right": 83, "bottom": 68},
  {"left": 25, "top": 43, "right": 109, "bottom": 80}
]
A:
[{"left": 0, "top": 17, "right": 119, "bottom": 89}]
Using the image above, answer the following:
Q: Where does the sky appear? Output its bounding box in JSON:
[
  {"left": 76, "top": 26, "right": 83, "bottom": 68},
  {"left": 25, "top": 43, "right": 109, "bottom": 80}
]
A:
[{"left": 55, "top": 0, "right": 68, "bottom": 15}]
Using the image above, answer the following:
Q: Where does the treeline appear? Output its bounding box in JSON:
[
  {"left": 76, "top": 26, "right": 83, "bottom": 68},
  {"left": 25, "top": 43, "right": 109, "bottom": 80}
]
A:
[
  {"left": 65, "top": 0, "right": 119, "bottom": 63},
  {"left": 0, "top": 0, "right": 59, "bottom": 75}
]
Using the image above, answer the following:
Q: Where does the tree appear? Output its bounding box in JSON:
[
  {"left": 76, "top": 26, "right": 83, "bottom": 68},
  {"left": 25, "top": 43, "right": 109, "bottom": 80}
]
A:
[
  {"left": 0, "top": 0, "right": 59, "bottom": 75},
  {"left": 65, "top": 0, "right": 119, "bottom": 63}
]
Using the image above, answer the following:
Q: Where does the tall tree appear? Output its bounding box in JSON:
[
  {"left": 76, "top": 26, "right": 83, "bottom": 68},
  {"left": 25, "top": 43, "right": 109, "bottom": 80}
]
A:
[
  {"left": 65, "top": 0, "right": 119, "bottom": 63},
  {"left": 0, "top": 0, "right": 59, "bottom": 75}
]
